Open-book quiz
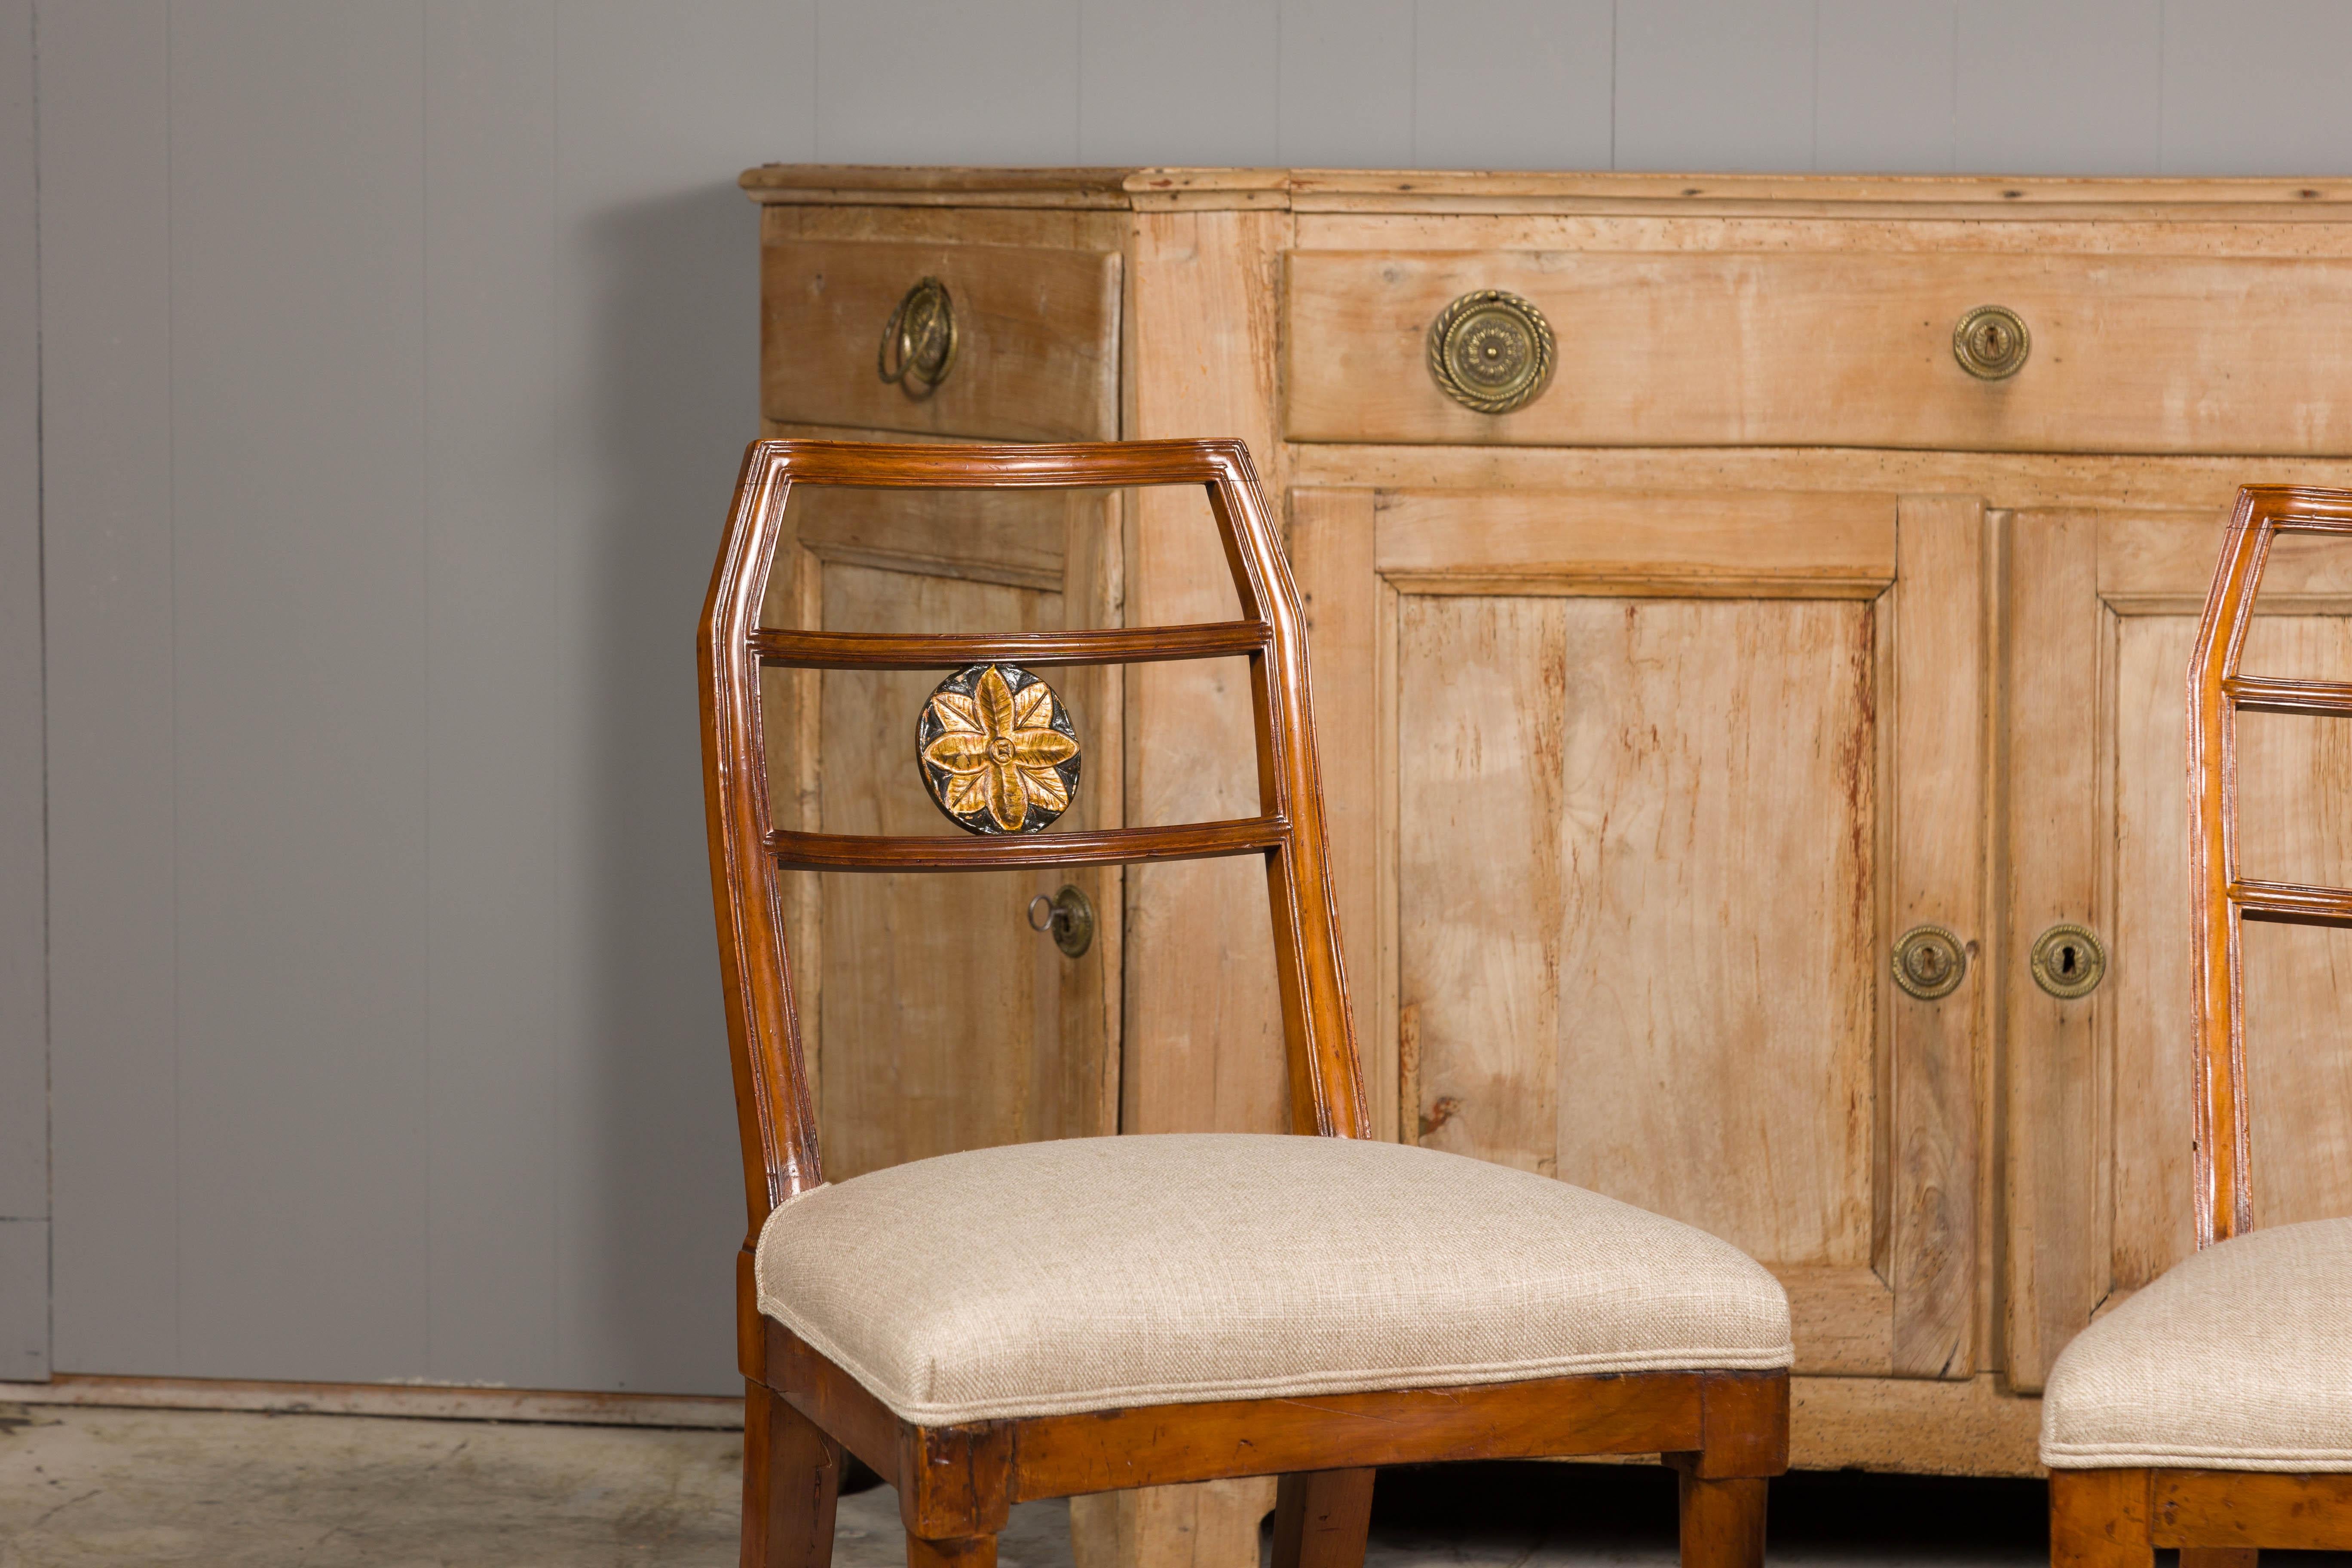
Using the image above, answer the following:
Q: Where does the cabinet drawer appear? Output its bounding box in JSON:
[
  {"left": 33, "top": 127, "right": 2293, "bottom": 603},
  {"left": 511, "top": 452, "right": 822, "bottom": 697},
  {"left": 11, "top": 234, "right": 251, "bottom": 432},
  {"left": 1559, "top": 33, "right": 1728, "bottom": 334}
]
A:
[
  {"left": 1285, "top": 249, "right": 2352, "bottom": 455},
  {"left": 763, "top": 239, "right": 1120, "bottom": 442}
]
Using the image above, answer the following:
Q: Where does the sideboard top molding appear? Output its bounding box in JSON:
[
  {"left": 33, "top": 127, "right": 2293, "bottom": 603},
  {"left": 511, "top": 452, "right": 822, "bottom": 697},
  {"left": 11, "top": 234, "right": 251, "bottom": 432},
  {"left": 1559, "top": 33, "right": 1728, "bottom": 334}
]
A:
[{"left": 741, "top": 165, "right": 2352, "bottom": 219}]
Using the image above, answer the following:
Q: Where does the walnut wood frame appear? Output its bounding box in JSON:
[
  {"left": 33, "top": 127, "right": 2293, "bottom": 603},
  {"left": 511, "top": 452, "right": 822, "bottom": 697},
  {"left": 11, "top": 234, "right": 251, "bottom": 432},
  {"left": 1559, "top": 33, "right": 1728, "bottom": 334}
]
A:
[
  {"left": 701, "top": 438, "right": 1789, "bottom": 1568},
  {"left": 2051, "top": 486, "right": 2352, "bottom": 1568}
]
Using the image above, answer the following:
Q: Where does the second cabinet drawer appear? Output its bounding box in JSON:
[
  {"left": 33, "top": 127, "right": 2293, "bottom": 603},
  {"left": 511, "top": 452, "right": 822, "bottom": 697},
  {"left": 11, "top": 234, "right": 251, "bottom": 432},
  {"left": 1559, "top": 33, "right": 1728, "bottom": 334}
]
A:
[{"left": 1284, "top": 248, "right": 2352, "bottom": 455}]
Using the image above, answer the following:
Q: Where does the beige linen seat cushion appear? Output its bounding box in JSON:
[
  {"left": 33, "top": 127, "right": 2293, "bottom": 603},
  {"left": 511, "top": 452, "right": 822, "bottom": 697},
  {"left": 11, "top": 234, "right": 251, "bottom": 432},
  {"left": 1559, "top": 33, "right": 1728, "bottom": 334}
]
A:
[
  {"left": 756, "top": 1132, "right": 1791, "bottom": 1424},
  {"left": 2042, "top": 1216, "right": 2352, "bottom": 1471}
]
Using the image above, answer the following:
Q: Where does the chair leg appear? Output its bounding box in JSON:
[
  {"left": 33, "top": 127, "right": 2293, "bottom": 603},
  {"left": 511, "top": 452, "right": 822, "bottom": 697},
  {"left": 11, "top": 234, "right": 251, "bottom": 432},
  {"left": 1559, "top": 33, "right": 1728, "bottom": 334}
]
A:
[
  {"left": 1271, "top": 1468, "right": 1377, "bottom": 1568},
  {"left": 742, "top": 1379, "right": 842, "bottom": 1568},
  {"left": 1676, "top": 1473, "right": 1766, "bottom": 1568},
  {"left": 2050, "top": 1469, "right": 2156, "bottom": 1568},
  {"left": 907, "top": 1534, "right": 998, "bottom": 1568}
]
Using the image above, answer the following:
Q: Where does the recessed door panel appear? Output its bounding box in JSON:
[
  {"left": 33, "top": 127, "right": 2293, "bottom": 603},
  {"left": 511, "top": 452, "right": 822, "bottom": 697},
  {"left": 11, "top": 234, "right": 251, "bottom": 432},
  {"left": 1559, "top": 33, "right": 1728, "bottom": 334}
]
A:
[
  {"left": 1298, "top": 486, "right": 1984, "bottom": 1381},
  {"left": 1400, "top": 596, "right": 1878, "bottom": 1264}
]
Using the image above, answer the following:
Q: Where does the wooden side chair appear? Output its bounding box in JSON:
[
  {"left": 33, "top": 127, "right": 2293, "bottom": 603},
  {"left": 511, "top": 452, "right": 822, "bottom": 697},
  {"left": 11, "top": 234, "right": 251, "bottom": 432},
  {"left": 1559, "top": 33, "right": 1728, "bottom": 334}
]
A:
[
  {"left": 699, "top": 438, "right": 1793, "bottom": 1568},
  {"left": 2046, "top": 484, "right": 2352, "bottom": 1568}
]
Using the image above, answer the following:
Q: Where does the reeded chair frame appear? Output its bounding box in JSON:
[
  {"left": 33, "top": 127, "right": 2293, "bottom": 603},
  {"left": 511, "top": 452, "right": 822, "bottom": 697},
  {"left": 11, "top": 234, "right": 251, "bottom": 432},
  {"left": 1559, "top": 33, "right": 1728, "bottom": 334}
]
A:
[
  {"left": 2052, "top": 486, "right": 2352, "bottom": 1568},
  {"left": 700, "top": 439, "right": 1788, "bottom": 1568}
]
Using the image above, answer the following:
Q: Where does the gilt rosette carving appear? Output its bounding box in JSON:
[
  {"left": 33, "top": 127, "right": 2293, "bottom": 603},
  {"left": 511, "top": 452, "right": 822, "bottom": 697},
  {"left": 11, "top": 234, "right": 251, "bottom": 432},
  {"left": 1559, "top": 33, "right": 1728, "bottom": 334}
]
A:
[{"left": 917, "top": 663, "right": 1081, "bottom": 834}]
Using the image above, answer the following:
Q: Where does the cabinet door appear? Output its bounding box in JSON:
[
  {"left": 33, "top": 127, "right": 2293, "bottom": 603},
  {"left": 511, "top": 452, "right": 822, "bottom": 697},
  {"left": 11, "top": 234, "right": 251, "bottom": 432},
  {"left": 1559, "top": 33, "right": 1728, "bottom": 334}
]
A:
[
  {"left": 2005, "top": 505, "right": 2352, "bottom": 1389},
  {"left": 1294, "top": 488, "right": 1987, "bottom": 1379},
  {"left": 759, "top": 474, "right": 1123, "bottom": 1179}
]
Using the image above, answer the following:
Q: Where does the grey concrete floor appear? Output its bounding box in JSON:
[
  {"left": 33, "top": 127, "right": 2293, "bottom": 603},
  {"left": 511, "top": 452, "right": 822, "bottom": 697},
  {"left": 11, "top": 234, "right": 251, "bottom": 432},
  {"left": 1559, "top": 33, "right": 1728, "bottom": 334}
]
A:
[{"left": 0, "top": 1400, "right": 2065, "bottom": 1568}]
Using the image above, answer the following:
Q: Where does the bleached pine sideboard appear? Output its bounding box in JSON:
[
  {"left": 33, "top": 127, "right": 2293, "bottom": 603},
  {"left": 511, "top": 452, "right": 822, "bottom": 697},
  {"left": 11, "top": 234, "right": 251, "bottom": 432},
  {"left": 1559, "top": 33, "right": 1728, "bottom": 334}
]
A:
[{"left": 741, "top": 165, "right": 2352, "bottom": 1483}]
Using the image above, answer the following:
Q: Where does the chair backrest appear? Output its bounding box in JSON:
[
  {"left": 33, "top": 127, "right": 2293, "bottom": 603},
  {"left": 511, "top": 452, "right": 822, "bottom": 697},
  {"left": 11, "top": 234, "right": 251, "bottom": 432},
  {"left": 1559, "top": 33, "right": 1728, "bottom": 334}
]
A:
[
  {"left": 699, "top": 439, "right": 1369, "bottom": 1235},
  {"left": 2187, "top": 484, "right": 2352, "bottom": 1247}
]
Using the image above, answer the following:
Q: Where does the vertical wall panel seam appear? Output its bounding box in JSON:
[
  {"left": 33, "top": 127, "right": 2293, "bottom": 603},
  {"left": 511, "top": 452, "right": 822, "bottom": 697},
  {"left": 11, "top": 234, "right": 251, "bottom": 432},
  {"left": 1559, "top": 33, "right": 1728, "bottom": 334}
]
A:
[
  {"left": 546, "top": 0, "right": 563, "bottom": 1378},
  {"left": 32, "top": 0, "right": 52, "bottom": 1368},
  {"left": 1408, "top": 2, "right": 1418, "bottom": 172},
  {"left": 418, "top": 0, "right": 432, "bottom": 1376},
  {"left": 164, "top": 0, "right": 181, "bottom": 1373},
  {"left": 34, "top": 0, "right": 45, "bottom": 1337},
  {"left": 1808, "top": 0, "right": 1819, "bottom": 171},
  {"left": 1607, "top": 0, "right": 1618, "bottom": 170},
  {"left": 1948, "top": 1, "right": 1958, "bottom": 173},
  {"left": 545, "top": 0, "right": 559, "bottom": 1375},
  {"left": 2154, "top": 0, "right": 2168, "bottom": 173}
]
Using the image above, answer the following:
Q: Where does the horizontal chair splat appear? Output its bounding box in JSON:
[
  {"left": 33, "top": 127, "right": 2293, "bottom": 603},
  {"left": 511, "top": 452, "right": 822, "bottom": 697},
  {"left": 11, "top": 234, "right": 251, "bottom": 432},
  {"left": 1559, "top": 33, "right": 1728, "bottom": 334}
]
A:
[
  {"left": 764, "top": 817, "right": 1290, "bottom": 870},
  {"left": 2231, "top": 877, "right": 2352, "bottom": 927},
  {"left": 748, "top": 622, "right": 1269, "bottom": 670},
  {"left": 2224, "top": 674, "right": 2352, "bottom": 717}
]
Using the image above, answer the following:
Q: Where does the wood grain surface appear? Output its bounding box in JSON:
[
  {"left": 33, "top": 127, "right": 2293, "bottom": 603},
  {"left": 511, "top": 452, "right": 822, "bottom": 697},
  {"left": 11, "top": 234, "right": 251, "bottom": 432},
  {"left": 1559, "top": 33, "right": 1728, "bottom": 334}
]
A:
[
  {"left": 1285, "top": 250, "right": 2352, "bottom": 455},
  {"left": 763, "top": 239, "right": 1119, "bottom": 442},
  {"left": 2000, "top": 509, "right": 2106, "bottom": 1393},
  {"left": 1270, "top": 1470, "right": 1375, "bottom": 1568},
  {"left": 744, "top": 166, "right": 2352, "bottom": 1505},
  {"left": 1888, "top": 497, "right": 1988, "bottom": 1379}
]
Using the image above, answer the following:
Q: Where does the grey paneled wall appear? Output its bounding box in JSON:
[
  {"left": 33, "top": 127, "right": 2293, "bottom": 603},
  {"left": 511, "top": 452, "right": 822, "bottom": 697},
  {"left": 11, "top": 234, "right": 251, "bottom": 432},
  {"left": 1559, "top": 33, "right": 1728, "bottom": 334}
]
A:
[
  {"left": 20, "top": 0, "right": 2352, "bottom": 1396},
  {"left": 40, "top": 0, "right": 809, "bottom": 1395},
  {"left": 0, "top": 0, "right": 42, "bottom": 1382},
  {"left": 804, "top": 0, "right": 2352, "bottom": 175}
]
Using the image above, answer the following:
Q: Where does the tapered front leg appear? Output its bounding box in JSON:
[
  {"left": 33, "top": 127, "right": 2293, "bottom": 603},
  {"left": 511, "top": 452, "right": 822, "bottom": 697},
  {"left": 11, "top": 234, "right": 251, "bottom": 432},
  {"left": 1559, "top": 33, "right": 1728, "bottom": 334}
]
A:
[
  {"left": 743, "top": 1380, "right": 843, "bottom": 1568},
  {"left": 1272, "top": 1468, "right": 1377, "bottom": 1568},
  {"left": 1676, "top": 1473, "right": 1766, "bottom": 1568},
  {"left": 2050, "top": 1469, "right": 2156, "bottom": 1568}
]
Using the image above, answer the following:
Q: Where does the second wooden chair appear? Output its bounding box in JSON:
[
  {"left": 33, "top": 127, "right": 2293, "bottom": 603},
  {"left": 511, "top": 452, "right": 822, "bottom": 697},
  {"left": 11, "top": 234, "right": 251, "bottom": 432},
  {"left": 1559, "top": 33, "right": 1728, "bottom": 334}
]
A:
[{"left": 2046, "top": 485, "right": 2352, "bottom": 1568}]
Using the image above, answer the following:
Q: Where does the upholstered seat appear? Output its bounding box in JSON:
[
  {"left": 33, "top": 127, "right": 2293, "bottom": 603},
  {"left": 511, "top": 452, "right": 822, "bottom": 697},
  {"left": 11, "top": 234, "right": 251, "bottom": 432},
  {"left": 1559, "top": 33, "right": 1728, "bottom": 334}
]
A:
[
  {"left": 2042, "top": 1216, "right": 2352, "bottom": 1472},
  {"left": 756, "top": 1132, "right": 1793, "bottom": 1424}
]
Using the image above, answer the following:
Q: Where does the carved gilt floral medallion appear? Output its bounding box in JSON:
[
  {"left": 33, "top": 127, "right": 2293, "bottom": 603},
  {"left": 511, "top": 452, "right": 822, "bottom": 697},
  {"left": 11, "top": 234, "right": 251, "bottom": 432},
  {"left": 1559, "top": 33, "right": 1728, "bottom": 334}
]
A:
[{"left": 916, "top": 663, "right": 1081, "bottom": 834}]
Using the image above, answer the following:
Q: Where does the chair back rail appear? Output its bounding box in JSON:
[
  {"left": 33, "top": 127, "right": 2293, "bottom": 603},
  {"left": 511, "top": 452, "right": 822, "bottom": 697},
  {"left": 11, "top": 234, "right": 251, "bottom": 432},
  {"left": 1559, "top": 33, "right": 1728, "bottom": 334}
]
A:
[
  {"left": 699, "top": 438, "right": 1369, "bottom": 1231},
  {"left": 2187, "top": 485, "right": 2352, "bottom": 1246},
  {"left": 749, "top": 622, "right": 1271, "bottom": 668}
]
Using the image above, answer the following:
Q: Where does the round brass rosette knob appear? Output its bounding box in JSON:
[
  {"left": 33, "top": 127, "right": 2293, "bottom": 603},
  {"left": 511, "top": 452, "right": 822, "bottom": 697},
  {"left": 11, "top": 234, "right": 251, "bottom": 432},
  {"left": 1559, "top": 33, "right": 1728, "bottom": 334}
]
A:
[
  {"left": 1952, "top": 304, "right": 2030, "bottom": 380},
  {"left": 1428, "top": 289, "right": 1556, "bottom": 414},
  {"left": 879, "top": 276, "right": 958, "bottom": 398},
  {"left": 917, "top": 663, "right": 1080, "bottom": 835}
]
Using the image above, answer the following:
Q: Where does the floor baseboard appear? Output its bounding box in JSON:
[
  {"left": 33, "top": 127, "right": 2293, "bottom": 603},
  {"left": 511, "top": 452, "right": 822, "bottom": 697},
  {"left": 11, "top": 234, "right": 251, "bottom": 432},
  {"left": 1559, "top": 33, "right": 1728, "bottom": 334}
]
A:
[{"left": 0, "top": 1372, "right": 745, "bottom": 1428}]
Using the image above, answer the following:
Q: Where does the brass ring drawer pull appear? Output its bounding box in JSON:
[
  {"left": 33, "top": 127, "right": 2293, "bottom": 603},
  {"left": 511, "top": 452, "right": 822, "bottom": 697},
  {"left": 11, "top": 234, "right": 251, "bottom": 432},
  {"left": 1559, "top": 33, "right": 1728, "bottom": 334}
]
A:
[
  {"left": 1953, "top": 303, "right": 2030, "bottom": 380},
  {"left": 879, "top": 276, "right": 958, "bottom": 398},
  {"left": 1892, "top": 925, "right": 1967, "bottom": 1001},
  {"left": 1428, "top": 289, "right": 1555, "bottom": 414},
  {"left": 2030, "top": 922, "right": 2106, "bottom": 999}
]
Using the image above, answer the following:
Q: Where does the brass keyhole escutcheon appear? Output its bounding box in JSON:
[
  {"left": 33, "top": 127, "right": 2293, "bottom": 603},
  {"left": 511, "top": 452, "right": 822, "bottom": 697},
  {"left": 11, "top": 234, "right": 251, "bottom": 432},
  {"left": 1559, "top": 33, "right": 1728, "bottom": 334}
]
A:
[
  {"left": 2030, "top": 922, "right": 2107, "bottom": 1000},
  {"left": 1892, "top": 925, "right": 1968, "bottom": 1001},
  {"left": 1428, "top": 289, "right": 1556, "bottom": 414},
  {"left": 1953, "top": 304, "right": 2030, "bottom": 380},
  {"left": 1027, "top": 885, "right": 1095, "bottom": 959},
  {"left": 879, "top": 276, "right": 958, "bottom": 398}
]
